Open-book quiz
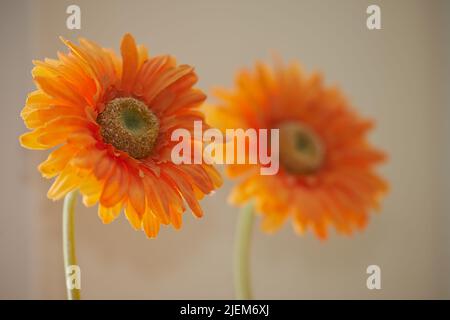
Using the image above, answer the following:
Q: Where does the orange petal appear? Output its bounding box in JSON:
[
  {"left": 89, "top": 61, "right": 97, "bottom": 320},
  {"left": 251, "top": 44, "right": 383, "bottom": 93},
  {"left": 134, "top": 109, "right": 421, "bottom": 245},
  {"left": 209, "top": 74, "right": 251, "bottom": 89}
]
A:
[
  {"left": 124, "top": 201, "right": 143, "bottom": 230},
  {"left": 142, "top": 211, "right": 161, "bottom": 238},
  {"left": 172, "top": 165, "right": 214, "bottom": 195},
  {"left": 143, "top": 65, "right": 193, "bottom": 104},
  {"left": 142, "top": 172, "right": 171, "bottom": 225},
  {"left": 100, "top": 161, "right": 128, "bottom": 208},
  {"left": 128, "top": 169, "right": 146, "bottom": 216},
  {"left": 71, "top": 147, "right": 105, "bottom": 170},
  {"left": 261, "top": 211, "right": 288, "bottom": 233},
  {"left": 168, "top": 205, "right": 183, "bottom": 229},
  {"left": 34, "top": 75, "right": 85, "bottom": 107},
  {"left": 22, "top": 105, "right": 86, "bottom": 129},
  {"left": 20, "top": 116, "right": 95, "bottom": 150},
  {"left": 93, "top": 152, "right": 115, "bottom": 181},
  {"left": 163, "top": 165, "right": 203, "bottom": 218},
  {"left": 47, "top": 165, "right": 83, "bottom": 200},
  {"left": 120, "top": 33, "right": 139, "bottom": 93},
  {"left": 38, "top": 144, "right": 77, "bottom": 178},
  {"left": 98, "top": 201, "right": 122, "bottom": 224},
  {"left": 79, "top": 175, "right": 102, "bottom": 207}
]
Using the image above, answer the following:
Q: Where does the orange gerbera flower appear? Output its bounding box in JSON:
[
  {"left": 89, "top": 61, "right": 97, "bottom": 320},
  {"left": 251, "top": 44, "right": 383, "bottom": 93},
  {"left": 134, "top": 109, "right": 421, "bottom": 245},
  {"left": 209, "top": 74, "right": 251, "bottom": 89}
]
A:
[
  {"left": 207, "top": 59, "right": 388, "bottom": 239},
  {"left": 20, "top": 33, "right": 222, "bottom": 238}
]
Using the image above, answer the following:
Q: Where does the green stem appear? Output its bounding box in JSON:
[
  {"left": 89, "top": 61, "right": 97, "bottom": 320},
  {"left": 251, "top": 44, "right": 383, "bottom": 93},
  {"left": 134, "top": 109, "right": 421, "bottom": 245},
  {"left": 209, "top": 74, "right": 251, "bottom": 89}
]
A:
[
  {"left": 234, "top": 203, "right": 254, "bottom": 300},
  {"left": 63, "top": 190, "right": 81, "bottom": 300}
]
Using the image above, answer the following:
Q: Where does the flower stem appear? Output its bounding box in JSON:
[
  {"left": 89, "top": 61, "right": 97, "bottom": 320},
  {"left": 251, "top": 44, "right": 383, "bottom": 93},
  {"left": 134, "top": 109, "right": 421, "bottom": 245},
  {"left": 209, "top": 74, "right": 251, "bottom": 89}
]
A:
[
  {"left": 63, "top": 190, "right": 81, "bottom": 300},
  {"left": 234, "top": 203, "right": 254, "bottom": 300}
]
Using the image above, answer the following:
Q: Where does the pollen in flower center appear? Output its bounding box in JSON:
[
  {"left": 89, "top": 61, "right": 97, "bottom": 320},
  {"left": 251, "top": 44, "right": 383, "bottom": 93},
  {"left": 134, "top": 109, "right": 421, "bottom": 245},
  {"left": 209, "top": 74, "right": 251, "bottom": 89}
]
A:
[
  {"left": 96, "top": 97, "right": 159, "bottom": 159},
  {"left": 278, "top": 121, "right": 324, "bottom": 175}
]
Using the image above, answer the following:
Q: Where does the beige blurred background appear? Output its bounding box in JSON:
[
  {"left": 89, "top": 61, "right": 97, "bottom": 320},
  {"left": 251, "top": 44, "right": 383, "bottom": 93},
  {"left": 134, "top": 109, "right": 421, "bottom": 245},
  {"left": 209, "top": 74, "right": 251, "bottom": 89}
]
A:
[{"left": 1, "top": 0, "right": 449, "bottom": 299}]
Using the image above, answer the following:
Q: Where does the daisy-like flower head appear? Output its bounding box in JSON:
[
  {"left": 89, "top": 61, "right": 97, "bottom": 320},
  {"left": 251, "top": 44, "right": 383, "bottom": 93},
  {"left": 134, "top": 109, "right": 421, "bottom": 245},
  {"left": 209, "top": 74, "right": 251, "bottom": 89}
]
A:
[
  {"left": 20, "top": 33, "right": 222, "bottom": 238},
  {"left": 207, "top": 59, "right": 388, "bottom": 239}
]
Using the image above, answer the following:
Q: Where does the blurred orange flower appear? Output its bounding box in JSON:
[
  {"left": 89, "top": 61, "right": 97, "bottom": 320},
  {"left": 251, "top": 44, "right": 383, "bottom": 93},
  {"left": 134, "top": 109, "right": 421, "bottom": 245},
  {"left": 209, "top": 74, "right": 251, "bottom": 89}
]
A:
[
  {"left": 207, "top": 59, "right": 388, "bottom": 239},
  {"left": 20, "top": 33, "right": 222, "bottom": 238}
]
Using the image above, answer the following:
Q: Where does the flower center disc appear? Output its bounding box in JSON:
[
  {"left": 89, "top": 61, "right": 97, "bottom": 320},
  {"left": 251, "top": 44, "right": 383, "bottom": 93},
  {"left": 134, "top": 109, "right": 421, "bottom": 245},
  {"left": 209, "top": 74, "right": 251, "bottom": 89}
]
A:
[
  {"left": 97, "top": 97, "right": 159, "bottom": 159},
  {"left": 278, "top": 121, "right": 324, "bottom": 175}
]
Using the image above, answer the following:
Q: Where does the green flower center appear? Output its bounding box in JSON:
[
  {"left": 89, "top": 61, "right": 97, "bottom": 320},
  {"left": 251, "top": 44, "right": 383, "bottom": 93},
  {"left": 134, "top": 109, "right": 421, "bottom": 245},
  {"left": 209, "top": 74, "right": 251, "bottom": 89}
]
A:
[
  {"left": 96, "top": 97, "right": 159, "bottom": 159},
  {"left": 278, "top": 121, "right": 324, "bottom": 175}
]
